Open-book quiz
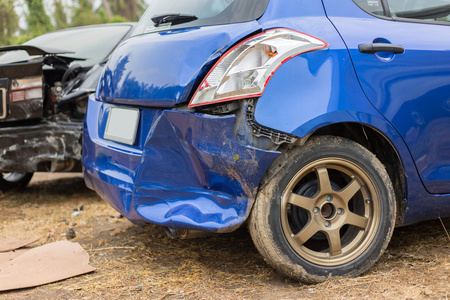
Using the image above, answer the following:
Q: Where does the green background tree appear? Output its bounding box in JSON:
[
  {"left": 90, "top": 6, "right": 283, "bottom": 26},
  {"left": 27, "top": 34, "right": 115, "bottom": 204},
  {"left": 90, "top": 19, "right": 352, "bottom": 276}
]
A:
[
  {"left": 0, "top": 0, "right": 19, "bottom": 45},
  {"left": 53, "top": 0, "right": 69, "bottom": 30},
  {"left": 26, "top": 0, "right": 54, "bottom": 36},
  {"left": 0, "top": 0, "right": 148, "bottom": 46}
]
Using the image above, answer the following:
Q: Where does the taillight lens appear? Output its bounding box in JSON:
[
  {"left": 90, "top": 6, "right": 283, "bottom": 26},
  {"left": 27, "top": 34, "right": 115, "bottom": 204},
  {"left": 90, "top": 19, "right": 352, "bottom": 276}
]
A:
[
  {"left": 188, "top": 29, "right": 328, "bottom": 108},
  {"left": 10, "top": 77, "right": 43, "bottom": 103}
]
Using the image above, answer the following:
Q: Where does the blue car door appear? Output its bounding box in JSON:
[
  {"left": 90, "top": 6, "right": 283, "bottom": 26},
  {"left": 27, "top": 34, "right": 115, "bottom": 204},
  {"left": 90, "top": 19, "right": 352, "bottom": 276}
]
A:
[{"left": 323, "top": 0, "right": 450, "bottom": 194}]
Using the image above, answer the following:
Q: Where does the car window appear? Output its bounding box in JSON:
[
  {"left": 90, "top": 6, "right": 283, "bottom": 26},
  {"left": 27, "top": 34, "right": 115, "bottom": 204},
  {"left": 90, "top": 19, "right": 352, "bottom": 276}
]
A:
[
  {"left": 386, "top": 0, "right": 450, "bottom": 21},
  {"left": 353, "top": 0, "right": 386, "bottom": 16},
  {"left": 0, "top": 25, "right": 133, "bottom": 67},
  {"left": 132, "top": 0, "right": 270, "bottom": 36}
]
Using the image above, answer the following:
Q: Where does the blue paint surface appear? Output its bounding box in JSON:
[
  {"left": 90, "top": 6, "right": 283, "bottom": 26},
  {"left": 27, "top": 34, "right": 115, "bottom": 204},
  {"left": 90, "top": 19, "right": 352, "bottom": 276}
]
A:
[
  {"left": 83, "top": 0, "right": 450, "bottom": 232},
  {"left": 83, "top": 96, "right": 279, "bottom": 231},
  {"left": 96, "top": 22, "right": 261, "bottom": 107}
]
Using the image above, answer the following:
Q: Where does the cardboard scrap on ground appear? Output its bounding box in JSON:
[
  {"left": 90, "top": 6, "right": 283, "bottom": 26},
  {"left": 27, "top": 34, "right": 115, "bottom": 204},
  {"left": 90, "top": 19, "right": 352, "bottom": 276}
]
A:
[
  {"left": 0, "top": 236, "right": 43, "bottom": 252},
  {"left": 0, "top": 249, "right": 29, "bottom": 265},
  {"left": 0, "top": 240, "right": 95, "bottom": 291}
]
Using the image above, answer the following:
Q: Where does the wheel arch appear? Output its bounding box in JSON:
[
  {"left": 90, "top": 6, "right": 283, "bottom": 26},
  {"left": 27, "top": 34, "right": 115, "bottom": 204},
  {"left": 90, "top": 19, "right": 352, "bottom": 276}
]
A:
[
  {"left": 251, "top": 45, "right": 411, "bottom": 225},
  {"left": 307, "top": 123, "right": 407, "bottom": 226},
  {"left": 255, "top": 121, "right": 407, "bottom": 226},
  {"left": 252, "top": 53, "right": 409, "bottom": 225}
]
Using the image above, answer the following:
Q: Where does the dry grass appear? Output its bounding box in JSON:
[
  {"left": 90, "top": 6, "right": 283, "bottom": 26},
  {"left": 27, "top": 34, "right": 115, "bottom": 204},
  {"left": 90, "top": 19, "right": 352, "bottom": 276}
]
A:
[{"left": 0, "top": 173, "right": 449, "bottom": 299}]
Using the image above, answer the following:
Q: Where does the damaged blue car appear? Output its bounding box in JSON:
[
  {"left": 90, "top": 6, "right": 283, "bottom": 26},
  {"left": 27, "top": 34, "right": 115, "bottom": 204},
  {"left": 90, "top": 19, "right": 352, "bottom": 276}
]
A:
[{"left": 83, "top": 0, "right": 450, "bottom": 282}]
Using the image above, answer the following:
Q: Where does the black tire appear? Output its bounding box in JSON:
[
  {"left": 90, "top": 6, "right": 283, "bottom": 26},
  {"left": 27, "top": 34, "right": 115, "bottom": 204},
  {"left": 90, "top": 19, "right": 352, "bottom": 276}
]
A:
[
  {"left": 0, "top": 172, "right": 34, "bottom": 191},
  {"left": 249, "top": 136, "right": 396, "bottom": 283}
]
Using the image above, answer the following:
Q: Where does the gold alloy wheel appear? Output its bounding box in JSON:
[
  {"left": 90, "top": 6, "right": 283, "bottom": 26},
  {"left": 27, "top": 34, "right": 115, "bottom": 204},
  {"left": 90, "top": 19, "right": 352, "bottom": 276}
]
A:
[{"left": 281, "top": 158, "right": 380, "bottom": 266}]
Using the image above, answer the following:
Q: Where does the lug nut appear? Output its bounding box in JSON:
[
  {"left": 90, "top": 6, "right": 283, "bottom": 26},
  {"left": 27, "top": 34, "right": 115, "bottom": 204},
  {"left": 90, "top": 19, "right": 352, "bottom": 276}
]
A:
[
  {"left": 337, "top": 208, "right": 344, "bottom": 215},
  {"left": 324, "top": 221, "right": 331, "bottom": 228},
  {"left": 326, "top": 195, "right": 333, "bottom": 202},
  {"left": 313, "top": 207, "right": 320, "bottom": 214},
  {"left": 365, "top": 199, "right": 372, "bottom": 204}
]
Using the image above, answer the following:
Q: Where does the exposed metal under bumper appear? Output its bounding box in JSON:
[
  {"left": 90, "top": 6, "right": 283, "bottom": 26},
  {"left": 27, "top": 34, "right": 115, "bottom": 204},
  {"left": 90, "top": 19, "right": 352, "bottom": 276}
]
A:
[
  {"left": 164, "top": 227, "right": 215, "bottom": 239},
  {"left": 0, "top": 121, "right": 82, "bottom": 172}
]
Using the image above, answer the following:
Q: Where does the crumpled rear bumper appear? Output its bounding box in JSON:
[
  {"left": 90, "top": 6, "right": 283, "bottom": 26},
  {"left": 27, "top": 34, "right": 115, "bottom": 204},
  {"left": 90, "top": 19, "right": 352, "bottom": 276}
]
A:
[{"left": 83, "top": 98, "right": 279, "bottom": 232}]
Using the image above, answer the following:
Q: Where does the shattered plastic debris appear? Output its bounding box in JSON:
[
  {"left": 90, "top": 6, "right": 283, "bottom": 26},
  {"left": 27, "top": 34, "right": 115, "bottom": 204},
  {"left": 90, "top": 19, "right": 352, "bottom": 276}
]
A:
[{"left": 71, "top": 211, "right": 80, "bottom": 217}]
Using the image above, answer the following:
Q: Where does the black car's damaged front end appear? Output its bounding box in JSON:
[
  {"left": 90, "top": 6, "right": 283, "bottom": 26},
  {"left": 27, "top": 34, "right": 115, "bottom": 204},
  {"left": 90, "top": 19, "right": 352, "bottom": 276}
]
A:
[
  {"left": 0, "top": 45, "right": 85, "bottom": 173},
  {"left": 0, "top": 23, "right": 135, "bottom": 190}
]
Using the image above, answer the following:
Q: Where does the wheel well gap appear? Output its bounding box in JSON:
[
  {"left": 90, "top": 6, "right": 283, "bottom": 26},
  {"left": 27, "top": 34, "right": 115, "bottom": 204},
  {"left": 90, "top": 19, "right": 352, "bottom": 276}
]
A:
[{"left": 309, "top": 123, "right": 406, "bottom": 225}]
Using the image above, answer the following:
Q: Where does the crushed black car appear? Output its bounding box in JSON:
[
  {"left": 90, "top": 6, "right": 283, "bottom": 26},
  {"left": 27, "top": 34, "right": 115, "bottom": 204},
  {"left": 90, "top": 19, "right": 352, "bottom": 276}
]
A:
[{"left": 0, "top": 23, "right": 136, "bottom": 191}]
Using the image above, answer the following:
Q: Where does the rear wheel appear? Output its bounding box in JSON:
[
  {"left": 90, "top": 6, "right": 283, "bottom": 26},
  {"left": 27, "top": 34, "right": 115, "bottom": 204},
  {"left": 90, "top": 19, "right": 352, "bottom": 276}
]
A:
[
  {"left": 0, "top": 172, "right": 34, "bottom": 191},
  {"left": 249, "top": 136, "right": 396, "bottom": 283}
]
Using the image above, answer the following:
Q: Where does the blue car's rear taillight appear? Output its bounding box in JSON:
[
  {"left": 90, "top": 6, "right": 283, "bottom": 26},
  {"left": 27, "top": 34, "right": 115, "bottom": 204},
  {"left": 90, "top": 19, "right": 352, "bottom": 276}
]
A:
[{"left": 188, "top": 28, "right": 328, "bottom": 108}]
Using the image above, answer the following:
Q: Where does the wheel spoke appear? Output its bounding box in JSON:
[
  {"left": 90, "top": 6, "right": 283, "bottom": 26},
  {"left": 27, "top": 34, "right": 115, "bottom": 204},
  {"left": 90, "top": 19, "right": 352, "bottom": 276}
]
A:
[
  {"left": 315, "top": 166, "right": 332, "bottom": 194},
  {"left": 287, "top": 192, "right": 315, "bottom": 210},
  {"left": 339, "top": 178, "right": 362, "bottom": 204},
  {"left": 346, "top": 212, "right": 368, "bottom": 229},
  {"left": 274, "top": 141, "right": 390, "bottom": 270},
  {"left": 293, "top": 221, "right": 320, "bottom": 246},
  {"left": 325, "top": 229, "right": 342, "bottom": 256}
]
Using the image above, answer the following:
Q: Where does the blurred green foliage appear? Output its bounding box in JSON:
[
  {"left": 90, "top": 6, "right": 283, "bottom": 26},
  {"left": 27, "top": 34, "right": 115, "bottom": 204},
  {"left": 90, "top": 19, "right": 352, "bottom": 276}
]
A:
[
  {"left": 26, "top": 0, "right": 54, "bottom": 36},
  {"left": 0, "top": 0, "right": 147, "bottom": 46},
  {"left": 54, "top": 0, "right": 69, "bottom": 30},
  {"left": 0, "top": 0, "right": 19, "bottom": 46}
]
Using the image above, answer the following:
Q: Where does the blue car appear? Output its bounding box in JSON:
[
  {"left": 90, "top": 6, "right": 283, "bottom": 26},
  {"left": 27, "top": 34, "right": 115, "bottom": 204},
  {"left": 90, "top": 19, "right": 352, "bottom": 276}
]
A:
[{"left": 82, "top": 0, "right": 450, "bottom": 282}]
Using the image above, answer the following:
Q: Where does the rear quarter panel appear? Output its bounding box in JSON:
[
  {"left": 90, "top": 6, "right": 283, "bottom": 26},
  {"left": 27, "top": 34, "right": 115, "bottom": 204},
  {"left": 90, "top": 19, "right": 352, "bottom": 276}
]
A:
[{"left": 253, "top": 0, "right": 450, "bottom": 223}]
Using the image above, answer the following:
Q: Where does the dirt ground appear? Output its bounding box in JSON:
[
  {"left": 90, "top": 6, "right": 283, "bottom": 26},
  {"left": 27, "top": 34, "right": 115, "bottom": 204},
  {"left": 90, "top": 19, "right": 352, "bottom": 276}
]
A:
[{"left": 0, "top": 173, "right": 449, "bottom": 299}]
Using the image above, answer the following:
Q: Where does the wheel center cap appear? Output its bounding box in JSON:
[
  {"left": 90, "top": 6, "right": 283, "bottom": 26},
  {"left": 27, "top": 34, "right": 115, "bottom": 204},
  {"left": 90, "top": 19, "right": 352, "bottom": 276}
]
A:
[{"left": 321, "top": 203, "right": 336, "bottom": 220}]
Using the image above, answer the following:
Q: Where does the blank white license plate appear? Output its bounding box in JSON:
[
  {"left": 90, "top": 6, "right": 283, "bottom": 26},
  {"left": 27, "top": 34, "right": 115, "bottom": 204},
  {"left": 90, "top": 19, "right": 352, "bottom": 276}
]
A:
[{"left": 104, "top": 107, "right": 140, "bottom": 145}]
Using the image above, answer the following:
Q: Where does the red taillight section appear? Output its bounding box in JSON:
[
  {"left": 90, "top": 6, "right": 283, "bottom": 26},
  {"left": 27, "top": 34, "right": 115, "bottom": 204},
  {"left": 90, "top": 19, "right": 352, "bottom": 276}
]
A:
[
  {"left": 9, "top": 77, "right": 43, "bottom": 103},
  {"left": 10, "top": 87, "right": 42, "bottom": 103},
  {"left": 188, "top": 28, "right": 328, "bottom": 108}
]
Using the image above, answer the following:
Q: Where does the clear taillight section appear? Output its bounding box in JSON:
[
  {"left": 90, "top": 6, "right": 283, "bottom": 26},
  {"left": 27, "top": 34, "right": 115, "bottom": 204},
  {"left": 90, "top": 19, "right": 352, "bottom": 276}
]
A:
[
  {"left": 10, "top": 76, "right": 43, "bottom": 103},
  {"left": 188, "top": 29, "right": 328, "bottom": 108}
]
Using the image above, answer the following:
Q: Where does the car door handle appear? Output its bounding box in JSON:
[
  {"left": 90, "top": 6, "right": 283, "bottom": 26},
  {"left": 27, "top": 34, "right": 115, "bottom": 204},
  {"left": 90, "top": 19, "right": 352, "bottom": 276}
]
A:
[{"left": 358, "top": 43, "right": 405, "bottom": 54}]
